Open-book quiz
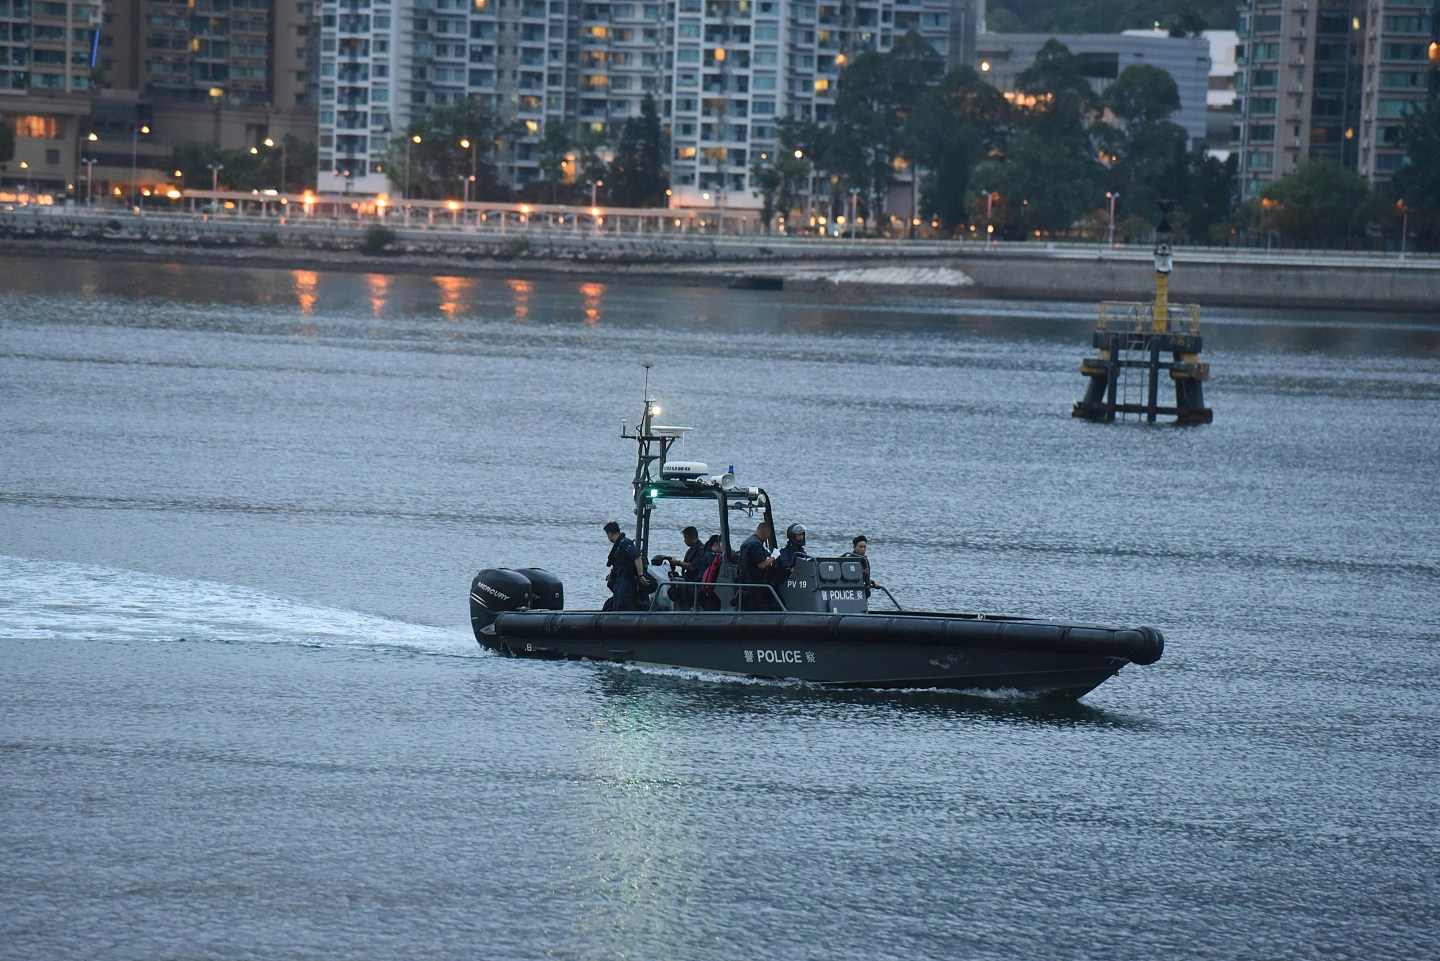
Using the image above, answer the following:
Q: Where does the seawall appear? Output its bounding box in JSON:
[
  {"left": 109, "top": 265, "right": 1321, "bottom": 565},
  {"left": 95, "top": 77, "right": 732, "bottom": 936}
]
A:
[{"left": 1, "top": 206, "right": 1435, "bottom": 313}]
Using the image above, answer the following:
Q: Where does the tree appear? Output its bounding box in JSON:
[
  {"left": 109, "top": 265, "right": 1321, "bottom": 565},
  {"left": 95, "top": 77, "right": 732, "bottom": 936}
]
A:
[
  {"left": 573, "top": 127, "right": 611, "bottom": 201},
  {"left": 1390, "top": 93, "right": 1440, "bottom": 250},
  {"left": 1258, "top": 160, "right": 1369, "bottom": 247},
  {"left": 1015, "top": 39, "right": 1100, "bottom": 139},
  {"left": 1188, "top": 152, "right": 1238, "bottom": 244},
  {"left": 1166, "top": 6, "right": 1209, "bottom": 38},
  {"left": 606, "top": 94, "right": 668, "bottom": 207},
  {"left": 1094, "top": 65, "right": 1195, "bottom": 238},
  {"left": 749, "top": 158, "right": 783, "bottom": 233},
  {"left": 832, "top": 32, "right": 945, "bottom": 233},
  {"left": 381, "top": 98, "right": 512, "bottom": 201},
  {"left": 978, "top": 127, "right": 1100, "bottom": 237},
  {"left": 774, "top": 118, "right": 830, "bottom": 226},
  {"left": 1102, "top": 65, "right": 1181, "bottom": 130},
  {"left": 533, "top": 122, "right": 573, "bottom": 203},
  {"left": 903, "top": 66, "right": 1011, "bottom": 231}
]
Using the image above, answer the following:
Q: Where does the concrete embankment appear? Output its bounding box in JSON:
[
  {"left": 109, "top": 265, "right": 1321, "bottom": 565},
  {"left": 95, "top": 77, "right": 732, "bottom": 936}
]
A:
[
  {"left": 1, "top": 207, "right": 1435, "bottom": 312},
  {"left": 939, "top": 250, "right": 1438, "bottom": 313}
]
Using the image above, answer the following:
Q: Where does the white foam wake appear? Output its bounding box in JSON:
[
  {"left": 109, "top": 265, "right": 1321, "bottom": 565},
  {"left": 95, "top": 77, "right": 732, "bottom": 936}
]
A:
[{"left": 0, "top": 555, "right": 477, "bottom": 657}]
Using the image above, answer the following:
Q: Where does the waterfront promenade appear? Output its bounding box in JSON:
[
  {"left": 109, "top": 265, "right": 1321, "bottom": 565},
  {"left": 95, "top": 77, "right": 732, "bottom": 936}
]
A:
[{"left": 2, "top": 203, "right": 1435, "bottom": 312}]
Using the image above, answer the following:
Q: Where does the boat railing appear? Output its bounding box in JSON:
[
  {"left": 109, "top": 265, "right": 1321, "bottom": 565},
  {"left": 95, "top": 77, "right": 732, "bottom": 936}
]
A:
[
  {"left": 647, "top": 579, "right": 908, "bottom": 613},
  {"left": 1097, "top": 301, "right": 1202, "bottom": 335},
  {"left": 648, "top": 578, "right": 787, "bottom": 613},
  {"left": 869, "top": 584, "right": 906, "bottom": 612}
]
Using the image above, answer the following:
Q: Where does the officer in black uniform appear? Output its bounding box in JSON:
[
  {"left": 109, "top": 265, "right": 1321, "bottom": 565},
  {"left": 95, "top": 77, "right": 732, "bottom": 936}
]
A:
[
  {"left": 603, "top": 520, "right": 646, "bottom": 611},
  {"left": 737, "top": 520, "right": 778, "bottom": 610}
]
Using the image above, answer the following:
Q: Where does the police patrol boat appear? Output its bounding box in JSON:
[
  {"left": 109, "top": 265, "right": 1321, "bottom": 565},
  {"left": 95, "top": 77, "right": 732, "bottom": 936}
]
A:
[{"left": 469, "top": 380, "right": 1164, "bottom": 699}]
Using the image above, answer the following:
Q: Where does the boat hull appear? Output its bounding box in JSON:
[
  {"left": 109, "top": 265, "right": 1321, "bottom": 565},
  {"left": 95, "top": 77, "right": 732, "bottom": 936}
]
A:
[{"left": 481, "top": 611, "right": 1163, "bottom": 699}]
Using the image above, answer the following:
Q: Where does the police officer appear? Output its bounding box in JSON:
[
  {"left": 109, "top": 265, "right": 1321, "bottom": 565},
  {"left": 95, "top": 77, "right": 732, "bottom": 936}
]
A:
[
  {"left": 603, "top": 520, "right": 646, "bottom": 611},
  {"left": 775, "top": 523, "right": 809, "bottom": 582},
  {"left": 737, "top": 520, "right": 778, "bottom": 610},
  {"left": 844, "top": 534, "right": 882, "bottom": 595}
]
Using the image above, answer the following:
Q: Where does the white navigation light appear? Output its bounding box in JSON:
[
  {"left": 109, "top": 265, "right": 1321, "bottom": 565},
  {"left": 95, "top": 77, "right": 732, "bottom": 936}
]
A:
[{"left": 661, "top": 461, "right": 709, "bottom": 479}]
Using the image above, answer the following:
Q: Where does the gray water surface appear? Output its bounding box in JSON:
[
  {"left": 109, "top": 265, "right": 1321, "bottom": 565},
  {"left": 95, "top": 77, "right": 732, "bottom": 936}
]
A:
[{"left": 2, "top": 257, "right": 1438, "bottom": 960}]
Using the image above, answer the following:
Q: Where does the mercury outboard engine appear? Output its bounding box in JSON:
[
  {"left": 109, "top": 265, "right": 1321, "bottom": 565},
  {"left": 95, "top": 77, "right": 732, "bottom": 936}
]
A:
[
  {"left": 470, "top": 568, "right": 533, "bottom": 636},
  {"left": 516, "top": 568, "right": 564, "bottom": 611}
]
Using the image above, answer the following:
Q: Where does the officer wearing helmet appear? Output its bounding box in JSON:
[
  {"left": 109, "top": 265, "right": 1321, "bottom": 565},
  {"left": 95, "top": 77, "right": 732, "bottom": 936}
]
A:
[{"left": 774, "top": 523, "right": 810, "bottom": 585}]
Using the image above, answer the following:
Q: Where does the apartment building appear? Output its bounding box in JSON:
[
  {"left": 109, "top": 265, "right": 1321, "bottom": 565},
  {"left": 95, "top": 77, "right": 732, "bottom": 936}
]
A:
[
  {"left": 316, "top": 0, "right": 981, "bottom": 205},
  {"left": 1, "top": 0, "right": 100, "bottom": 197},
  {"left": 1234, "top": 0, "right": 1438, "bottom": 197},
  {"left": 1, "top": 0, "right": 316, "bottom": 201}
]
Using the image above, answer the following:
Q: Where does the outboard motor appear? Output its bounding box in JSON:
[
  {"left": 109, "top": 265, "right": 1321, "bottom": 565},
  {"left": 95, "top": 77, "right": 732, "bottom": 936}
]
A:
[
  {"left": 516, "top": 568, "right": 564, "bottom": 611},
  {"left": 469, "top": 568, "right": 533, "bottom": 636}
]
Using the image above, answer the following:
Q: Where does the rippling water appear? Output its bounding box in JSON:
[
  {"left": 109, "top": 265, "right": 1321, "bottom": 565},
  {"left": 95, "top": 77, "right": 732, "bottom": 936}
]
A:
[{"left": 2, "top": 256, "right": 1438, "bottom": 960}]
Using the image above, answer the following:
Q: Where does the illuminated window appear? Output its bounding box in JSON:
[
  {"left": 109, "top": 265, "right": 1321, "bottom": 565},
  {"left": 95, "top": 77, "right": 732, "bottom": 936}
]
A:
[{"left": 13, "top": 115, "right": 60, "bottom": 138}]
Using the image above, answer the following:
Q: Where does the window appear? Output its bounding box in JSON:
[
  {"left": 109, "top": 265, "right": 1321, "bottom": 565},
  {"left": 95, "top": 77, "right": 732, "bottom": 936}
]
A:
[
  {"left": 1380, "top": 70, "right": 1424, "bottom": 89},
  {"left": 1380, "top": 43, "right": 1425, "bottom": 61},
  {"left": 13, "top": 114, "right": 60, "bottom": 138},
  {"left": 1382, "top": 15, "right": 1430, "bottom": 33}
]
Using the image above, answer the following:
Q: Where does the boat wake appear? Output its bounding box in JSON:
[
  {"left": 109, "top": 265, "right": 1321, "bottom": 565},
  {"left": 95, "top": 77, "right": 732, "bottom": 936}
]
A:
[{"left": 0, "top": 554, "right": 476, "bottom": 657}]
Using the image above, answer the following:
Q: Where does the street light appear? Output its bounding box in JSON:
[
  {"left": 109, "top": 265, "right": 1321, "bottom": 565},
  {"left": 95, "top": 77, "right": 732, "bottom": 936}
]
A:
[
  {"left": 82, "top": 157, "right": 97, "bottom": 208},
  {"left": 1397, "top": 199, "right": 1408, "bottom": 259},
  {"left": 460, "top": 174, "right": 474, "bottom": 205},
  {"left": 207, "top": 162, "right": 224, "bottom": 193},
  {"left": 589, "top": 178, "right": 603, "bottom": 207},
  {"left": 849, "top": 187, "right": 860, "bottom": 240},
  {"left": 1106, "top": 191, "right": 1120, "bottom": 248},
  {"left": 459, "top": 137, "right": 478, "bottom": 191},
  {"left": 19, "top": 160, "right": 29, "bottom": 197},
  {"left": 264, "top": 137, "right": 287, "bottom": 195},
  {"left": 130, "top": 124, "right": 150, "bottom": 209},
  {"left": 404, "top": 133, "right": 422, "bottom": 199}
]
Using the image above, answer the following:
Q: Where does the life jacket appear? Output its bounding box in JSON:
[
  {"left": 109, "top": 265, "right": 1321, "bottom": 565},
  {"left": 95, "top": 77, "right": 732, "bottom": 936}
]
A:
[{"left": 699, "top": 552, "right": 722, "bottom": 594}]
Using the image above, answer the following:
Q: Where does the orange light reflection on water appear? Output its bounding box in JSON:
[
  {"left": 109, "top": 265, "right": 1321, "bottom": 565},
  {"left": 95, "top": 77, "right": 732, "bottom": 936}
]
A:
[
  {"left": 435, "top": 275, "right": 471, "bottom": 321},
  {"left": 293, "top": 269, "right": 318, "bottom": 316},
  {"left": 580, "top": 281, "right": 605, "bottom": 326},
  {"left": 365, "top": 273, "right": 390, "bottom": 317},
  {"left": 508, "top": 278, "right": 533, "bottom": 322}
]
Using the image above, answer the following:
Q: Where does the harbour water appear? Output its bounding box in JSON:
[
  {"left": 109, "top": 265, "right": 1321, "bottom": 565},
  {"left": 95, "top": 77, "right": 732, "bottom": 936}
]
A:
[{"left": 2, "top": 256, "right": 1438, "bottom": 960}]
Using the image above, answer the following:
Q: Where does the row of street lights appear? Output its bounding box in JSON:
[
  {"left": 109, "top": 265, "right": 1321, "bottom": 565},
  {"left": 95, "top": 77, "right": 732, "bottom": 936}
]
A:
[{"left": 79, "top": 125, "right": 289, "bottom": 205}]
